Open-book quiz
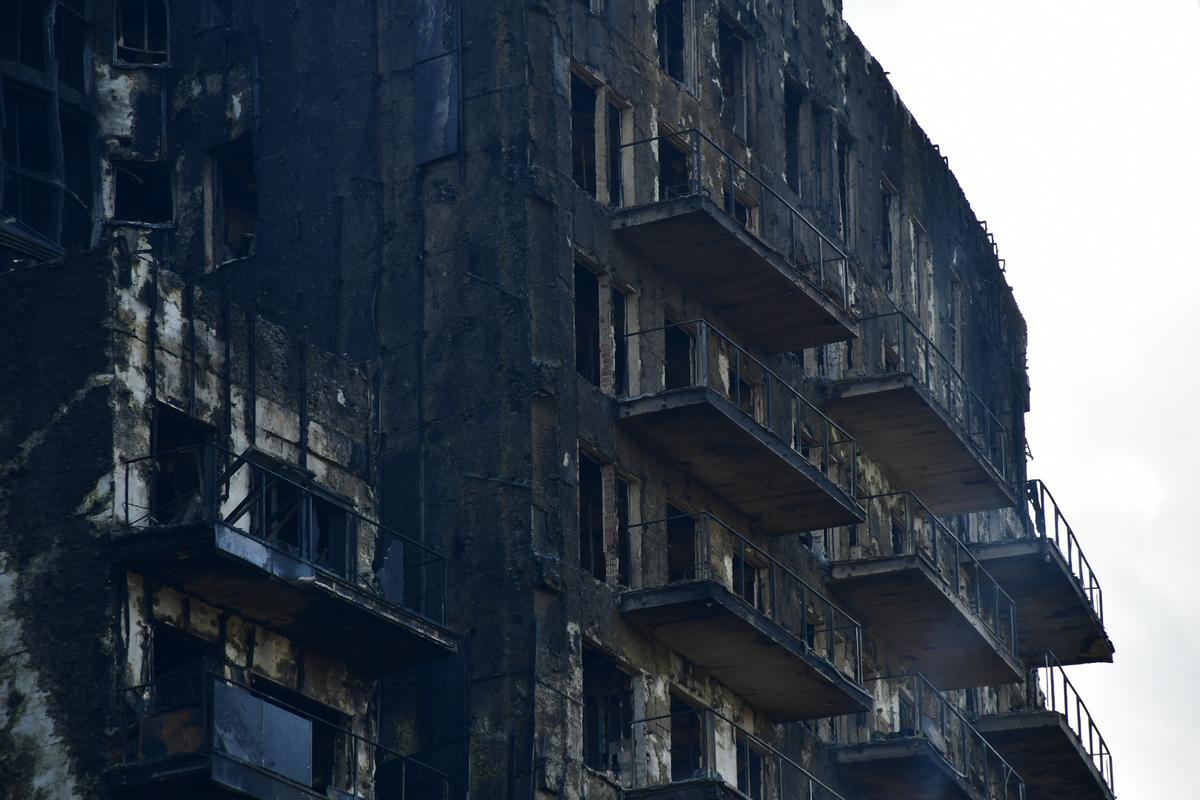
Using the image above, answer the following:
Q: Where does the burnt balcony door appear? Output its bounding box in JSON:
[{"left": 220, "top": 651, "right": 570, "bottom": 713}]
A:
[{"left": 666, "top": 507, "right": 698, "bottom": 583}]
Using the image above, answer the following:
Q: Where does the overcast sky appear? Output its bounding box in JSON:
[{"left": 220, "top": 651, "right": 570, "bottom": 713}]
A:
[{"left": 839, "top": 0, "right": 1200, "bottom": 795}]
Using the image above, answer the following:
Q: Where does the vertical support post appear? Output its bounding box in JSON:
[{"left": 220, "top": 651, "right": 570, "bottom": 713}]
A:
[{"left": 694, "top": 323, "right": 709, "bottom": 389}]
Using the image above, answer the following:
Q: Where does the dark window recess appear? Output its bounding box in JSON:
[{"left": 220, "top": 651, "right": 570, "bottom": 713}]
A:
[
  {"left": 836, "top": 130, "right": 853, "bottom": 242},
  {"left": 574, "top": 263, "right": 601, "bottom": 385},
  {"left": 611, "top": 288, "right": 628, "bottom": 394},
  {"left": 890, "top": 517, "right": 905, "bottom": 555},
  {"left": 151, "top": 407, "right": 214, "bottom": 526},
  {"left": 725, "top": 190, "right": 752, "bottom": 228},
  {"left": 56, "top": 0, "right": 88, "bottom": 92},
  {"left": 785, "top": 81, "right": 803, "bottom": 193},
  {"left": 656, "top": 0, "right": 686, "bottom": 82},
  {"left": 881, "top": 184, "right": 898, "bottom": 284},
  {"left": 2, "top": 0, "right": 47, "bottom": 70},
  {"left": 571, "top": 74, "right": 597, "bottom": 196},
  {"left": 658, "top": 136, "right": 691, "bottom": 200},
  {"left": 615, "top": 477, "right": 632, "bottom": 587},
  {"left": 152, "top": 624, "right": 209, "bottom": 680},
  {"left": 116, "top": 0, "right": 169, "bottom": 64},
  {"left": 670, "top": 694, "right": 705, "bottom": 782},
  {"left": 250, "top": 677, "right": 344, "bottom": 794},
  {"left": 718, "top": 19, "right": 746, "bottom": 137},
  {"left": 736, "top": 734, "right": 766, "bottom": 800},
  {"left": 606, "top": 101, "right": 624, "bottom": 206},
  {"left": 731, "top": 547, "right": 764, "bottom": 610},
  {"left": 582, "top": 648, "right": 634, "bottom": 777},
  {"left": 214, "top": 137, "right": 257, "bottom": 262},
  {"left": 59, "top": 109, "right": 93, "bottom": 247},
  {"left": 114, "top": 162, "right": 173, "bottom": 224},
  {"left": 665, "top": 505, "right": 696, "bottom": 583},
  {"left": 579, "top": 452, "right": 605, "bottom": 581},
  {"left": 663, "top": 322, "right": 693, "bottom": 391},
  {"left": 898, "top": 695, "right": 916, "bottom": 735}
]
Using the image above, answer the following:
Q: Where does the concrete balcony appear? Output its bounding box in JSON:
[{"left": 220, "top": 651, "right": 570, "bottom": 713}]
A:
[
  {"left": 619, "top": 321, "right": 863, "bottom": 535},
  {"left": 621, "top": 512, "right": 870, "bottom": 721},
  {"left": 107, "top": 668, "right": 448, "bottom": 800},
  {"left": 115, "top": 444, "right": 456, "bottom": 676},
  {"left": 975, "top": 654, "right": 1114, "bottom": 800},
  {"left": 971, "top": 481, "right": 1113, "bottom": 666},
  {"left": 828, "top": 493, "right": 1024, "bottom": 689},
  {"left": 835, "top": 674, "right": 1026, "bottom": 800},
  {"left": 820, "top": 312, "right": 1018, "bottom": 515},
  {"left": 613, "top": 128, "right": 857, "bottom": 353}
]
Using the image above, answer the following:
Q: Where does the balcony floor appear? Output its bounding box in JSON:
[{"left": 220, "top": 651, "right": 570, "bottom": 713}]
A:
[
  {"left": 836, "top": 738, "right": 980, "bottom": 800},
  {"left": 113, "top": 522, "right": 457, "bottom": 675},
  {"left": 626, "top": 778, "right": 740, "bottom": 800},
  {"left": 107, "top": 752, "right": 312, "bottom": 800},
  {"left": 613, "top": 196, "right": 857, "bottom": 352},
  {"left": 822, "top": 374, "right": 1017, "bottom": 514},
  {"left": 618, "top": 387, "right": 863, "bottom": 534},
  {"left": 971, "top": 538, "right": 1114, "bottom": 666},
  {"left": 621, "top": 580, "right": 870, "bottom": 721},
  {"left": 975, "top": 711, "right": 1115, "bottom": 800},
  {"left": 830, "top": 556, "right": 1024, "bottom": 689}
]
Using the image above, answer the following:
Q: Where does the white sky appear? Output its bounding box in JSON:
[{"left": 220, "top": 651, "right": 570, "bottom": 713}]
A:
[{"left": 839, "top": 0, "right": 1200, "bottom": 795}]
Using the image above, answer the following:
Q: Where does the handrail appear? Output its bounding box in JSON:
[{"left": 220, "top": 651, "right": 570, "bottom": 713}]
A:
[
  {"left": 835, "top": 492, "right": 1019, "bottom": 657},
  {"left": 617, "top": 127, "right": 855, "bottom": 311},
  {"left": 1029, "top": 652, "right": 1114, "bottom": 794},
  {"left": 621, "top": 319, "right": 858, "bottom": 502},
  {"left": 630, "top": 705, "right": 848, "bottom": 799},
  {"left": 115, "top": 665, "right": 449, "bottom": 799},
  {"left": 629, "top": 511, "right": 864, "bottom": 684},
  {"left": 121, "top": 442, "right": 447, "bottom": 624},
  {"left": 855, "top": 311, "right": 1012, "bottom": 483},
  {"left": 1025, "top": 480, "right": 1103, "bottom": 624},
  {"left": 860, "top": 673, "right": 1026, "bottom": 800}
]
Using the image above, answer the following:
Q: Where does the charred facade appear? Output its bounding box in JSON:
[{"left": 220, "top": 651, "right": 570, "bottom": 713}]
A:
[{"left": 0, "top": 2, "right": 1115, "bottom": 800}]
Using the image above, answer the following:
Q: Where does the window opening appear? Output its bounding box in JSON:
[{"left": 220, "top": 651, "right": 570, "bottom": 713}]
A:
[
  {"left": 611, "top": 287, "right": 629, "bottom": 394},
  {"left": 670, "top": 693, "right": 705, "bottom": 782},
  {"left": 784, "top": 81, "right": 803, "bottom": 194},
  {"left": 2, "top": 0, "right": 47, "bottom": 70},
  {"left": 213, "top": 137, "right": 257, "bottom": 263},
  {"left": 55, "top": 0, "right": 88, "bottom": 91},
  {"left": 731, "top": 544, "right": 766, "bottom": 611},
  {"left": 579, "top": 452, "right": 605, "bottom": 581},
  {"left": 116, "top": 0, "right": 169, "bottom": 65},
  {"left": 882, "top": 181, "right": 899, "bottom": 288},
  {"left": 606, "top": 100, "right": 625, "bottom": 206},
  {"left": 616, "top": 476, "right": 632, "bottom": 587},
  {"left": 663, "top": 320, "right": 693, "bottom": 391},
  {"left": 151, "top": 406, "right": 214, "bottom": 526},
  {"left": 250, "top": 676, "right": 345, "bottom": 793},
  {"left": 574, "top": 263, "right": 601, "bottom": 385},
  {"left": 718, "top": 18, "right": 747, "bottom": 138},
  {"left": 114, "top": 161, "right": 173, "bottom": 224},
  {"left": 665, "top": 505, "right": 696, "bottom": 583},
  {"left": 582, "top": 647, "right": 634, "bottom": 777},
  {"left": 571, "top": 73, "right": 598, "bottom": 196},
  {"left": 656, "top": 0, "right": 687, "bottom": 83},
  {"left": 658, "top": 133, "right": 691, "bottom": 201},
  {"left": 736, "top": 733, "right": 766, "bottom": 800},
  {"left": 836, "top": 127, "right": 853, "bottom": 244}
]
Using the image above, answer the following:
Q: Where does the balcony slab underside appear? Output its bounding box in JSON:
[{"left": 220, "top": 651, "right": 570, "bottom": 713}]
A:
[
  {"left": 113, "top": 522, "right": 457, "bottom": 675},
  {"left": 108, "top": 753, "right": 313, "bottom": 800},
  {"left": 830, "top": 557, "right": 1024, "bottom": 689},
  {"left": 822, "top": 375, "right": 1017, "bottom": 514},
  {"left": 613, "top": 196, "right": 858, "bottom": 352},
  {"left": 975, "top": 711, "right": 1114, "bottom": 800},
  {"left": 971, "top": 539, "right": 1113, "bottom": 666},
  {"left": 618, "top": 388, "right": 863, "bottom": 535},
  {"left": 626, "top": 778, "right": 742, "bottom": 800},
  {"left": 621, "top": 580, "right": 871, "bottom": 721},
  {"left": 836, "top": 738, "right": 980, "bottom": 800}
]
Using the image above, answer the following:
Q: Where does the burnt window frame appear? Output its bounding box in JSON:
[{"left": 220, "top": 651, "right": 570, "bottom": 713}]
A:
[
  {"left": 655, "top": 0, "right": 693, "bottom": 89},
  {"left": 582, "top": 646, "right": 635, "bottom": 777},
  {"left": 209, "top": 136, "right": 259, "bottom": 267},
  {"left": 570, "top": 69, "right": 599, "bottom": 198},
  {"left": 114, "top": 0, "right": 171, "bottom": 67},
  {"left": 717, "top": 13, "right": 749, "bottom": 140},
  {"left": 578, "top": 448, "right": 606, "bottom": 582}
]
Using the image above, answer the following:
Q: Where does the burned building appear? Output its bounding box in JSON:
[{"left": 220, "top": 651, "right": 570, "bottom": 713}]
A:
[{"left": 0, "top": 2, "right": 1115, "bottom": 800}]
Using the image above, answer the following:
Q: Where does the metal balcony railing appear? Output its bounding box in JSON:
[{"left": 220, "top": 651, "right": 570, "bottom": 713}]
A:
[
  {"left": 853, "top": 312, "right": 1012, "bottom": 483},
  {"left": 122, "top": 443, "right": 446, "bottom": 624},
  {"left": 836, "top": 492, "right": 1018, "bottom": 657},
  {"left": 1027, "top": 652, "right": 1114, "bottom": 795},
  {"left": 114, "top": 666, "right": 449, "bottom": 799},
  {"left": 629, "top": 705, "right": 848, "bottom": 799},
  {"left": 622, "top": 320, "right": 858, "bottom": 501},
  {"left": 854, "top": 674, "right": 1026, "bottom": 800},
  {"left": 1025, "top": 481, "right": 1103, "bottom": 624},
  {"left": 631, "top": 511, "right": 864, "bottom": 684},
  {"left": 617, "top": 128, "right": 854, "bottom": 312}
]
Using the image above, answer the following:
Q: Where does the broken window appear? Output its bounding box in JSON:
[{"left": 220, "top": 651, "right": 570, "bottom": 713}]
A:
[
  {"left": 574, "top": 263, "right": 601, "bottom": 385},
  {"left": 669, "top": 693, "right": 705, "bottom": 782},
  {"left": 718, "top": 17, "right": 747, "bottom": 138},
  {"left": 212, "top": 137, "right": 257, "bottom": 263},
  {"left": 611, "top": 286, "right": 629, "bottom": 395},
  {"left": 2, "top": 85, "right": 56, "bottom": 240},
  {"left": 116, "top": 0, "right": 170, "bottom": 65},
  {"left": 55, "top": 0, "right": 88, "bottom": 92},
  {"left": 151, "top": 406, "right": 214, "bottom": 526},
  {"left": 605, "top": 98, "right": 627, "bottom": 206},
  {"left": 881, "top": 180, "right": 899, "bottom": 288},
  {"left": 571, "top": 72, "right": 598, "bottom": 196},
  {"left": 836, "top": 126, "right": 855, "bottom": 245},
  {"left": 665, "top": 505, "right": 696, "bottom": 583},
  {"left": 151, "top": 624, "right": 209, "bottom": 681},
  {"left": 2, "top": 0, "right": 47, "bottom": 70},
  {"left": 663, "top": 320, "right": 693, "bottom": 391},
  {"left": 736, "top": 733, "right": 767, "bottom": 800},
  {"left": 582, "top": 647, "right": 634, "bottom": 777},
  {"left": 579, "top": 451, "right": 605, "bottom": 582},
  {"left": 784, "top": 80, "right": 804, "bottom": 194},
  {"left": 658, "top": 133, "right": 691, "bottom": 201},
  {"left": 656, "top": 0, "right": 688, "bottom": 84},
  {"left": 113, "top": 161, "right": 173, "bottom": 224}
]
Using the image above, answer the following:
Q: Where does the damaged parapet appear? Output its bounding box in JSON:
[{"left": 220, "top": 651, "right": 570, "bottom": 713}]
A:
[
  {"left": 975, "top": 652, "right": 1114, "bottom": 800},
  {"left": 971, "top": 480, "right": 1113, "bottom": 665},
  {"left": 820, "top": 312, "right": 1018, "bottom": 513},
  {"left": 834, "top": 674, "right": 1026, "bottom": 800},
  {"left": 618, "top": 319, "right": 862, "bottom": 534},
  {"left": 612, "top": 128, "right": 858, "bottom": 352}
]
